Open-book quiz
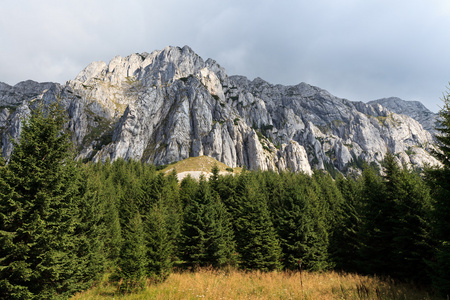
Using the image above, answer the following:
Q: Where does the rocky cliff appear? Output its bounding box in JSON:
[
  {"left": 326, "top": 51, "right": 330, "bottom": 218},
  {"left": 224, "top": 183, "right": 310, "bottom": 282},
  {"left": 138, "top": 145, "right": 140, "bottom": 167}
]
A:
[
  {"left": 368, "top": 97, "right": 438, "bottom": 134},
  {"left": 0, "top": 46, "right": 440, "bottom": 174}
]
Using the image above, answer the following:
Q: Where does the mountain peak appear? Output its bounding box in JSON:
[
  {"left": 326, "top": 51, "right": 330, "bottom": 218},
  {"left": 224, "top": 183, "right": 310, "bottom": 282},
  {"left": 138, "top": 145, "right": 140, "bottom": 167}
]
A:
[{"left": 0, "top": 46, "right": 440, "bottom": 173}]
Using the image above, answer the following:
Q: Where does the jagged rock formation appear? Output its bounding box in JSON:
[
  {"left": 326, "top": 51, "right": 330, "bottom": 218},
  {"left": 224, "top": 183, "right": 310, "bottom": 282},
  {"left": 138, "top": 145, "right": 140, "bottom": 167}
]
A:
[
  {"left": 0, "top": 46, "right": 441, "bottom": 174},
  {"left": 368, "top": 97, "right": 438, "bottom": 134}
]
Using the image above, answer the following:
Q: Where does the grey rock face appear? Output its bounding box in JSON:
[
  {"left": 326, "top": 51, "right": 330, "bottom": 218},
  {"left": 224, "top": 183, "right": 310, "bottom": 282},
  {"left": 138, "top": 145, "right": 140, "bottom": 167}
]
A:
[
  {"left": 0, "top": 46, "right": 440, "bottom": 174},
  {"left": 368, "top": 97, "right": 438, "bottom": 134}
]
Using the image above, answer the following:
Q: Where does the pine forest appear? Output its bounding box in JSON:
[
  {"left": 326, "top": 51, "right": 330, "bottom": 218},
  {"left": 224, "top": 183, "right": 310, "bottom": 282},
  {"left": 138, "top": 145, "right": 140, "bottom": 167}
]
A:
[{"left": 1, "top": 93, "right": 450, "bottom": 300}]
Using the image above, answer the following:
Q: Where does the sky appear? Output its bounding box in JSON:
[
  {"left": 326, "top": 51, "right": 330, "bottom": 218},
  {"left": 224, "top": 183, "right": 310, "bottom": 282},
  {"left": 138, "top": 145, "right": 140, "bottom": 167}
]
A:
[{"left": 1, "top": 0, "right": 450, "bottom": 112}]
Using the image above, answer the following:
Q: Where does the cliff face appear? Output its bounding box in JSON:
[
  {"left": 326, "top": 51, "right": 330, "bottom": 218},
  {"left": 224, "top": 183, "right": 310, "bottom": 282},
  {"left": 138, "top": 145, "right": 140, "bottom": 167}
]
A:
[
  {"left": 0, "top": 46, "right": 440, "bottom": 174},
  {"left": 368, "top": 97, "right": 438, "bottom": 134}
]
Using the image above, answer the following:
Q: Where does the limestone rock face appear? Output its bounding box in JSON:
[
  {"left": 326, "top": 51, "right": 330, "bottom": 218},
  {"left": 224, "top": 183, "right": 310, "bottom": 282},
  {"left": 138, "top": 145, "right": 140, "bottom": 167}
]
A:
[
  {"left": 0, "top": 46, "right": 440, "bottom": 174},
  {"left": 368, "top": 97, "right": 438, "bottom": 133}
]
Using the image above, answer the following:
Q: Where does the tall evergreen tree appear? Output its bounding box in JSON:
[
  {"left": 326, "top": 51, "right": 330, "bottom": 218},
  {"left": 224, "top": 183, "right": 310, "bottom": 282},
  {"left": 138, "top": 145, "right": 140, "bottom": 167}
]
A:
[
  {"left": 98, "top": 174, "right": 122, "bottom": 265},
  {"left": 180, "top": 176, "right": 236, "bottom": 269},
  {"left": 358, "top": 154, "right": 433, "bottom": 280},
  {"left": 116, "top": 208, "right": 146, "bottom": 291},
  {"left": 333, "top": 174, "right": 362, "bottom": 272},
  {"left": 0, "top": 102, "right": 94, "bottom": 299},
  {"left": 145, "top": 197, "right": 174, "bottom": 282},
  {"left": 427, "top": 88, "right": 450, "bottom": 295},
  {"left": 357, "top": 163, "right": 393, "bottom": 275},
  {"left": 233, "top": 172, "right": 282, "bottom": 271},
  {"left": 73, "top": 166, "right": 109, "bottom": 285},
  {"left": 311, "top": 171, "right": 345, "bottom": 270},
  {"left": 382, "top": 154, "right": 433, "bottom": 281},
  {"left": 275, "top": 172, "right": 330, "bottom": 271}
]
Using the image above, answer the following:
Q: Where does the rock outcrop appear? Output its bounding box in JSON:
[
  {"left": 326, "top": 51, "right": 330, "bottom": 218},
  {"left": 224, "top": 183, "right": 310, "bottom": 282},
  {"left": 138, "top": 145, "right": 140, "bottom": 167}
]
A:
[
  {"left": 0, "top": 46, "right": 440, "bottom": 174},
  {"left": 368, "top": 97, "right": 438, "bottom": 134}
]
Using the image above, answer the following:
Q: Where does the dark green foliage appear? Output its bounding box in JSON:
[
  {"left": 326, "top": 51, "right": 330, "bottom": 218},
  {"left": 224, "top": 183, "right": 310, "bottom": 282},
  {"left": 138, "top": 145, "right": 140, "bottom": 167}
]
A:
[
  {"left": 145, "top": 198, "right": 174, "bottom": 282},
  {"left": 0, "top": 102, "right": 97, "bottom": 299},
  {"left": 385, "top": 159, "right": 433, "bottom": 282},
  {"left": 427, "top": 88, "right": 450, "bottom": 295},
  {"left": 311, "top": 172, "right": 345, "bottom": 264},
  {"left": 116, "top": 209, "right": 146, "bottom": 291},
  {"left": 272, "top": 172, "right": 330, "bottom": 271},
  {"left": 433, "top": 88, "right": 450, "bottom": 168},
  {"left": 180, "top": 176, "right": 236, "bottom": 269},
  {"left": 357, "top": 163, "right": 391, "bottom": 275},
  {"left": 358, "top": 154, "right": 433, "bottom": 281},
  {"left": 98, "top": 175, "right": 122, "bottom": 265},
  {"left": 332, "top": 174, "right": 361, "bottom": 271},
  {"left": 138, "top": 168, "right": 179, "bottom": 281},
  {"left": 74, "top": 166, "right": 109, "bottom": 284},
  {"left": 427, "top": 167, "right": 450, "bottom": 295},
  {"left": 233, "top": 172, "right": 282, "bottom": 271}
]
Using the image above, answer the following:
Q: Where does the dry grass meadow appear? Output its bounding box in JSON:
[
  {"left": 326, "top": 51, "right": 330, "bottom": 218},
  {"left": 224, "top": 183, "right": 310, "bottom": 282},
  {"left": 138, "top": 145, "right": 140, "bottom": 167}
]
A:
[{"left": 71, "top": 268, "right": 440, "bottom": 300}]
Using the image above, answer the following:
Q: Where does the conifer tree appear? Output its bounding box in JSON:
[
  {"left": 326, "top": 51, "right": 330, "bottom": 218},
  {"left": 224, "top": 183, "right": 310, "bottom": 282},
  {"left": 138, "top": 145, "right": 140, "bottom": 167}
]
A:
[
  {"left": 0, "top": 102, "right": 94, "bottom": 299},
  {"left": 234, "top": 172, "right": 282, "bottom": 271},
  {"left": 387, "top": 165, "right": 433, "bottom": 282},
  {"left": 179, "top": 175, "right": 199, "bottom": 208},
  {"left": 180, "top": 176, "right": 236, "bottom": 269},
  {"left": 209, "top": 164, "right": 220, "bottom": 192},
  {"left": 145, "top": 198, "right": 174, "bottom": 282},
  {"left": 333, "top": 174, "right": 362, "bottom": 271},
  {"left": 116, "top": 208, "right": 146, "bottom": 291},
  {"left": 99, "top": 174, "right": 122, "bottom": 265},
  {"left": 427, "top": 88, "right": 450, "bottom": 295},
  {"left": 74, "top": 166, "right": 108, "bottom": 285},
  {"left": 358, "top": 154, "right": 433, "bottom": 280},
  {"left": 275, "top": 172, "right": 330, "bottom": 271},
  {"left": 357, "top": 163, "right": 392, "bottom": 275}
]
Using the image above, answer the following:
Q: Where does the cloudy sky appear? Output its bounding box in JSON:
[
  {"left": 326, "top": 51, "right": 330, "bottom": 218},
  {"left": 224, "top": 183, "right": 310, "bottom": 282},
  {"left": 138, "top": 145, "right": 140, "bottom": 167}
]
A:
[{"left": 1, "top": 0, "right": 450, "bottom": 112}]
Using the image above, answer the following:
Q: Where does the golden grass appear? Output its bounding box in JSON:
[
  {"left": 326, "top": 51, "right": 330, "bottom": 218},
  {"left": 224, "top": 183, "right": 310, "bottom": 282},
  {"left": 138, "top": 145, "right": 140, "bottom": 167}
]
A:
[
  {"left": 159, "top": 156, "right": 240, "bottom": 174},
  {"left": 71, "top": 268, "right": 439, "bottom": 300}
]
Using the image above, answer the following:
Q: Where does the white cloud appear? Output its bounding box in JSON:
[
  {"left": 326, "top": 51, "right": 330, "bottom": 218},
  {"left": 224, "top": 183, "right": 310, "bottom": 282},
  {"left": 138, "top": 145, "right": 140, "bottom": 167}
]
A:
[{"left": 1, "top": 0, "right": 449, "bottom": 111}]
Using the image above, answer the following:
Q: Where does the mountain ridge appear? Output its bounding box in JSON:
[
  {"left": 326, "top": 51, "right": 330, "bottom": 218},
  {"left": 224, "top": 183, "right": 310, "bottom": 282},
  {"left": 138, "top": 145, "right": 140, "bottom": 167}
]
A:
[{"left": 0, "top": 45, "right": 440, "bottom": 174}]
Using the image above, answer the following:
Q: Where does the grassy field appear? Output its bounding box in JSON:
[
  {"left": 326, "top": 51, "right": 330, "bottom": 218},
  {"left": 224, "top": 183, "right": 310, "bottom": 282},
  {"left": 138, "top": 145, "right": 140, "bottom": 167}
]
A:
[{"left": 71, "top": 268, "right": 440, "bottom": 300}]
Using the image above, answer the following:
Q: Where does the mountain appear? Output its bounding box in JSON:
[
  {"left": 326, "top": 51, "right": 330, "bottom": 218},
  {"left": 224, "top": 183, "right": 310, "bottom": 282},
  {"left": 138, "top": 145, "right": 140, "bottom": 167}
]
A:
[{"left": 0, "top": 46, "right": 440, "bottom": 174}]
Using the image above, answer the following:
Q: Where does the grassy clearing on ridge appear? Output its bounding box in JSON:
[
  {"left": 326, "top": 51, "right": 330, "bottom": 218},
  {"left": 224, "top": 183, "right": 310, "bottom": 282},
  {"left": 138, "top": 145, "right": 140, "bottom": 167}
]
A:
[{"left": 159, "top": 156, "right": 241, "bottom": 180}]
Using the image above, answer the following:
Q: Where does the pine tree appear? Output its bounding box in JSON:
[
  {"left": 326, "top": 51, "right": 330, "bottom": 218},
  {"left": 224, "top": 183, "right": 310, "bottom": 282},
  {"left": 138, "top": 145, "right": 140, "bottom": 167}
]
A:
[
  {"left": 145, "top": 197, "right": 174, "bottom": 282},
  {"left": 73, "top": 165, "right": 108, "bottom": 286},
  {"left": 275, "top": 172, "right": 330, "bottom": 271},
  {"left": 427, "top": 88, "right": 450, "bottom": 295},
  {"left": 333, "top": 174, "right": 362, "bottom": 272},
  {"left": 311, "top": 171, "right": 345, "bottom": 270},
  {"left": 116, "top": 209, "right": 146, "bottom": 291},
  {"left": 180, "top": 176, "right": 236, "bottom": 269},
  {"left": 233, "top": 172, "right": 282, "bottom": 271},
  {"left": 357, "top": 154, "right": 433, "bottom": 280},
  {"left": 357, "top": 163, "right": 393, "bottom": 275},
  {"left": 389, "top": 167, "right": 433, "bottom": 282},
  {"left": 0, "top": 102, "right": 94, "bottom": 299},
  {"left": 99, "top": 174, "right": 122, "bottom": 265},
  {"left": 380, "top": 153, "right": 433, "bottom": 280}
]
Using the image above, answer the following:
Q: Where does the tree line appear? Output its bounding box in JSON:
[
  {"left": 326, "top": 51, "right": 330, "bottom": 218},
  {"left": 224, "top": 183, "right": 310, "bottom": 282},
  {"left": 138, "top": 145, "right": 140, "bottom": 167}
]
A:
[{"left": 0, "top": 94, "right": 450, "bottom": 299}]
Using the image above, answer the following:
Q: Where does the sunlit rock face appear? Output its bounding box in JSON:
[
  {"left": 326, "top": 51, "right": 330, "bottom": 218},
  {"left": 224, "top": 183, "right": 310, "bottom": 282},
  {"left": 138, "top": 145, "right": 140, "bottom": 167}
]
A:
[
  {"left": 368, "top": 97, "right": 438, "bottom": 134},
  {"left": 0, "top": 46, "right": 440, "bottom": 174}
]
